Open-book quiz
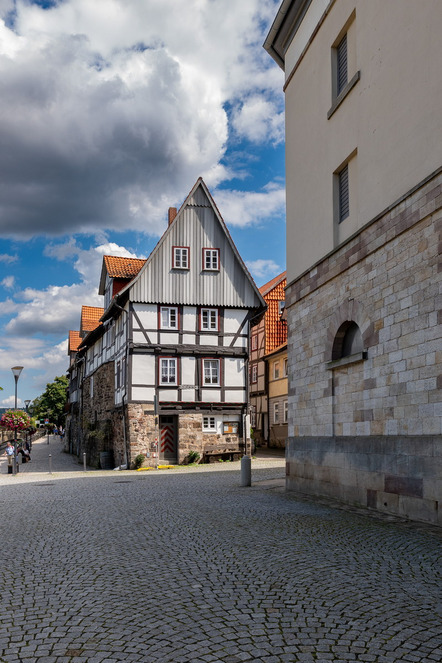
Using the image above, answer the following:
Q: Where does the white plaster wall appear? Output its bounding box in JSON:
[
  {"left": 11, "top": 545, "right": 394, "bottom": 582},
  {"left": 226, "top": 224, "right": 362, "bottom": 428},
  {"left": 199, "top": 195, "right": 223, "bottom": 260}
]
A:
[
  {"left": 132, "top": 354, "right": 155, "bottom": 385},
  {"left": 224, "top": 358, "right": 245, "bottom": 387}
]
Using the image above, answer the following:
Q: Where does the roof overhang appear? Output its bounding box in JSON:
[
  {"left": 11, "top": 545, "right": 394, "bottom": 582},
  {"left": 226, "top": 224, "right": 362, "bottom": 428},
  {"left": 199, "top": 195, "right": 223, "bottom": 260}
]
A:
[{"left": 263, "top": 0, "right": 313, "bottom": 69}]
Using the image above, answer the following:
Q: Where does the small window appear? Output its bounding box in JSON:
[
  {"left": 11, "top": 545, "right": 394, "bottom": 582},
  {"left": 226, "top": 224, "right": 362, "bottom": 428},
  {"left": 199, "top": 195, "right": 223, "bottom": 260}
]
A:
[
  {"left": 332, "top": 321, "right": 363, "bottom": 360},
  {"left": 283, "top": 401, "right": 288, "bottom": 423},
  {"left": 251, "top": 335, "right": 258, "bottom": 351},
  {"left": 338, "top": 164, "right": 349, "bottom": 222},
  {"left": 251, "top": 364, "right": 258, "bottom": 384},
  {"left": 273, "top": 402, "right": 279, "bottom": 424},
  {"left": 274, "top": 361, "right": 280, "bottom": 380},
  {"left": 336, "top": 33, "right": 348, "bottom": 95},
  {"left": 160, "top": 358, "right": 177, "bottom": 385},
  {"left": 173, "top": 247, "right": 189, "bottom": 269},
  {"left": 116, "top": 361, "right": 121, "bottom": 389},
  {"left": 278, "top": 300, "right": 285, "bottom": 316},
  {"left": 202, "top": 416, "right": 216, "bottom": 432},
  {"left": 160, "top": 306, "right": 178, "bottom": 329},
  {"left": 203, "top": 359, "right": 220, "bottom": 385},
  {"left": 203, "top": 248, "right": 219, "bottom": 271},
  {"left": 283, "top": 358, "right": 288, "bottom": 377},
  {"left": 90, "top": 375, "right": 94, "bottom": 399},
  {"left": 201, "top": 308, "right": 218, "bottom": 331}
]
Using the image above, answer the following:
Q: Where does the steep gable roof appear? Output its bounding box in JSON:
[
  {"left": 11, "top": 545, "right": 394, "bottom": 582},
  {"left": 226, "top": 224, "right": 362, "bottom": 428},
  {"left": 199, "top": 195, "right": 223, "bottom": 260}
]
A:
[
  {"left": 114, "top": 178, "right": 266, "bottom": 311},
  {"left": 98, "top": 256, "right": 146, "bottom": 295},
  {"left": 68, "top": 330, "right": 82, "bottom": 354},
  {"left": 80, "top": 305, "right": 104, "bottom": 336},
  {"left": 259, "top": 271, "right": 287, "bottom": 297}
]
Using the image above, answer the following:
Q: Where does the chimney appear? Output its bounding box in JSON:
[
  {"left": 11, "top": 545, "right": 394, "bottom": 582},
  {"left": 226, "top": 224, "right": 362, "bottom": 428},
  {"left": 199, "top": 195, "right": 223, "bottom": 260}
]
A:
[{"left": 168, "top": 207, "right": 177, "bottom": 226}]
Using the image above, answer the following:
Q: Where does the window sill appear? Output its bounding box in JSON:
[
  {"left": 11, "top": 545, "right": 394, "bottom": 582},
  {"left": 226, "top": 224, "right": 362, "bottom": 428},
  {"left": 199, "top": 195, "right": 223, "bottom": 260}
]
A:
[
  {"left": 326, "top": 350, "right": 367, "bottom": 370},
  {"left": 327, "top": 70, "right": 361, "bottom": 120}
]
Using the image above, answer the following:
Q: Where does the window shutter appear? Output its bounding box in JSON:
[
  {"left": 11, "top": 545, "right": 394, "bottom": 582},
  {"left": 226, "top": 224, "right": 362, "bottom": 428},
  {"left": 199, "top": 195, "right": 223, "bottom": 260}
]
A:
[
  {"left": 339, "top": 164, "right": 349, "bottom": 222},
  {"left": 337, "top": 33, "right": 348, "bottom": 95}
]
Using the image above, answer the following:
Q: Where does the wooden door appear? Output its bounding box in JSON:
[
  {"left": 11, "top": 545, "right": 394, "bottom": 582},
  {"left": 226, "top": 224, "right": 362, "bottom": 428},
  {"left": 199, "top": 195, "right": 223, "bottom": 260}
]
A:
[{"left": 159, "top": 416, "right": 177, "bottom": 463}]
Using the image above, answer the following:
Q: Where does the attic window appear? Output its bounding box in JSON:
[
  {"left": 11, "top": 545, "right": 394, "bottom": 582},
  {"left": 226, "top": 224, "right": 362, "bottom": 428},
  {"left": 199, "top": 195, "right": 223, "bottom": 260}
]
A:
[
  {"left": 203, "top": 248, "right": 219, "bottom": 271},
  {"left": 173, "top": 246, "right": 189, "bottom": 269}
]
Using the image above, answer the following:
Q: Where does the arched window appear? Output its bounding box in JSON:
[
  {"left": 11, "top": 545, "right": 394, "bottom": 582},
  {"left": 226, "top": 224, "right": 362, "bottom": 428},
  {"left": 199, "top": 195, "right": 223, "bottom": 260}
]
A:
[{"left": 332, "top": 321, "right": 363, "bottom": 360}]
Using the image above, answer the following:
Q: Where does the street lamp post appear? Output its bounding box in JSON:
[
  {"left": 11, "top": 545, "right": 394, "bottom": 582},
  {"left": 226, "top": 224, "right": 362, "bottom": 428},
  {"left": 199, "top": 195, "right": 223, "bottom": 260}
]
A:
[
  {"left": 24, "top": 401, "right": 31, "bottom": 451},
  {"left": 11, "top": 366, "right": 23, "bottom": 476}
]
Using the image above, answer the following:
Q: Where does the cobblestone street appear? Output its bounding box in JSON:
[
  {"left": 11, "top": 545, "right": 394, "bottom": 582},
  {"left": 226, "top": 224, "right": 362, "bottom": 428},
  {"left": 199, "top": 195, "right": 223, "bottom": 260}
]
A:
[{"left": 0, "top": 437, "right": 440, "bottom": 663}]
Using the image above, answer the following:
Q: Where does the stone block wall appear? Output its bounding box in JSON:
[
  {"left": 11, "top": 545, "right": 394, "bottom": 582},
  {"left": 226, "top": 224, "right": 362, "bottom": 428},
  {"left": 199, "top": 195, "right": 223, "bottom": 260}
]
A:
[{"left": 285, "top": 169, "right": 442, "bottom": 524}]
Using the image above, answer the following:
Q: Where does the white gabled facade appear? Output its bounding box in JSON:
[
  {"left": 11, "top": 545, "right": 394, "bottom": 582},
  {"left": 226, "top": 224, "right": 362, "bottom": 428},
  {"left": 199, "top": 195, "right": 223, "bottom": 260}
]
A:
[{"left": 66, "top": 179, "right": 266, "bottom": 468}]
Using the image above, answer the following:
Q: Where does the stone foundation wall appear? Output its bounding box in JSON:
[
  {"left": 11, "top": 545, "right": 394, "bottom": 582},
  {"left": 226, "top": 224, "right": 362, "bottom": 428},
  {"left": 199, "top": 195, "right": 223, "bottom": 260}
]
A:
[
  {"left": 79, "top": 362, "right": 117, "bottom": 468},
  {"left": 285, "top": 170, "right": 442, "bottom": 524},
  {"left": 125, "top": 408, "right": 242, "bottom": 466},
  {"left": 287, "top": 436, "right": 442, "bottom": 525}
]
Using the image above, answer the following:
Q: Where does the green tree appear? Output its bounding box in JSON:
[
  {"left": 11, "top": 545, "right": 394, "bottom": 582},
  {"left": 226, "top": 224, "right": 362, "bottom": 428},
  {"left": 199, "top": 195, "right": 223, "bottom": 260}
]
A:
[{"left": 31, "top": 375, "right": 69, "bottom": 426}]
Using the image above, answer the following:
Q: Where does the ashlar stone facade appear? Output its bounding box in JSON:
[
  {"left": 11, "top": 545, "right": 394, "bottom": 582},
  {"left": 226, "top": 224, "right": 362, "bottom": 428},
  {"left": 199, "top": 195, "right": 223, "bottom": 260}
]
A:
[{"left": 286, "top": 170, "right": 442, "bottom": 525}]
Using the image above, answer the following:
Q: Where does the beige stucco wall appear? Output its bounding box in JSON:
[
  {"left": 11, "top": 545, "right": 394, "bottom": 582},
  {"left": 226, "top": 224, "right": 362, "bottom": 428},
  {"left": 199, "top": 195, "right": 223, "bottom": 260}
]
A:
[{"left": 284, "top": 0, "right": 442, "bottom": 282}]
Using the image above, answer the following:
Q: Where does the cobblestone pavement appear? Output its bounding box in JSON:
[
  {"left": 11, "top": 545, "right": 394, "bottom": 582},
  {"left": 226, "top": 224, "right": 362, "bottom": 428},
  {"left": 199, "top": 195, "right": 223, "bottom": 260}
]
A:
[{"left": 0, "top": 438, "right": 440, "bottom": 662}]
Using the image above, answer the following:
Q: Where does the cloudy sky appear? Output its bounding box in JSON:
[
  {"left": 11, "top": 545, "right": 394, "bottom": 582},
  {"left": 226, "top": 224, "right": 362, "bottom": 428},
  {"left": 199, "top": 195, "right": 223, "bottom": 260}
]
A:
[{"left": 0, "top": 0, "right": 285, "bottom": 406}]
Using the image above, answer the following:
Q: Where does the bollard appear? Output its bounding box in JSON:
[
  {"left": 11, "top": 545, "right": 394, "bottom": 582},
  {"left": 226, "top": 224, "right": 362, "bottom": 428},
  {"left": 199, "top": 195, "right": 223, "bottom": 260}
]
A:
[
  {"left": 240, "top": 455, "right": 251, "bottom": 487},
  {"left": 49, "top": 454, "right": 52, "bottom": 475},
  {"left": 83, "top": 452, "right": 87, "bottom": 471}
]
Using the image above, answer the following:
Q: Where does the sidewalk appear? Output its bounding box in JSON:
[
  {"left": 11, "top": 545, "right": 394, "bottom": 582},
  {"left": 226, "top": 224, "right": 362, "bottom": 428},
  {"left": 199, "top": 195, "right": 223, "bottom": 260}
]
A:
[{"left": 0, "top": 434, "right": 86, "bottom": 483}]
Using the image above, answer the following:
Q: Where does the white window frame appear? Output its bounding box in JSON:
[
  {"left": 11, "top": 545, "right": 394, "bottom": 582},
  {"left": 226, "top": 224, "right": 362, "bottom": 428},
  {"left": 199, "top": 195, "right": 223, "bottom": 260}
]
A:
[
  {"left": 274, "top": 361, "right": 280, "bottom": 380},
  {"left": 283, "top": 358, "right": 288, "bottom": 377},
  {"left": 203, "top": 248, "right": 219, "bottom": 271},
  {"left": 203, "top": 358, "right": 220, "bottom": 386},
  {"left": 173, "top": 246, "right": 189, "bottom": 269},
  {"left": 273, "top": 402, "right": 279, "bottom": 424},
  {"left": 251, "top": 364, "right": 258, "bottom": 384},
  {"left": 202, "top": 416, "right": 216, "bottom": 432},
  {"left": 160, "top": 358, "right": 177, "bottom": 385},
  {"left": 160, "top": 306, "right": 178, "bottom": 330},
  {"left": 201, "top": 308, "right": 218, "bottom": 331},
  {"left": 251, "top": 334, "right": 258, "bottom": 351}
]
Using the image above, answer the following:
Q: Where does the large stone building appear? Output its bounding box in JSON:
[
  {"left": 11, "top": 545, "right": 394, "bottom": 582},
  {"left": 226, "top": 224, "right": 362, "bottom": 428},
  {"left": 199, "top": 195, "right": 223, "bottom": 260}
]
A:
[
  {"left": 66, "top": 179, "right": 265, "bottom": 468},
  {"left": 265, "top": 0, "right": 442, "bottom": 524}
]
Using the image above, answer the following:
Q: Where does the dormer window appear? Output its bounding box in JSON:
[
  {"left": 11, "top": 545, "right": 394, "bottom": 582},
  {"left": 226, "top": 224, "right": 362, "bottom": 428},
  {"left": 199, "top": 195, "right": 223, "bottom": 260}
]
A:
[
  {"left": 203, "top": 248, "right": 219, "bottom": 271},
  {"left": 173, "top": 246, "right": 189, "bottom": 269}
]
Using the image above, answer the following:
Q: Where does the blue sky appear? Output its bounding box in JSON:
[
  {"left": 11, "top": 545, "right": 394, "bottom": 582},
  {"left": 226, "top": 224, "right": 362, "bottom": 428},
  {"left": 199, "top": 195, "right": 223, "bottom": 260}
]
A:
[{"left": 0, "top": 0, "right": 285, "bottom": 406}]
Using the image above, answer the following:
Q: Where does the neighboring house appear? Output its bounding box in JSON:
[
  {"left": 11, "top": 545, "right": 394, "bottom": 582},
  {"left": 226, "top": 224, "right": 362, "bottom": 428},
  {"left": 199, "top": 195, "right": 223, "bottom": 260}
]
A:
[
  {"left": 66, "top": 178, "right": 266, "bottom": 467},
  {"left": 265, "top": 0, "right": 442, "bottom": 524},
  {"left": 249, "top": 272, "right": 287, "bottom": 447},
  {"left": 265, "top": 343, "right": 288, "bottom": 449}
]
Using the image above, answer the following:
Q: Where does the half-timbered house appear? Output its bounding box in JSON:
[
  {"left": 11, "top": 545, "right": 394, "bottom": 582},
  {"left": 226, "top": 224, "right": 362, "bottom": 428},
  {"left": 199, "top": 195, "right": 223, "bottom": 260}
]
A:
[{"left": 66, "top": 178, "right": 266, "bottom": 467}]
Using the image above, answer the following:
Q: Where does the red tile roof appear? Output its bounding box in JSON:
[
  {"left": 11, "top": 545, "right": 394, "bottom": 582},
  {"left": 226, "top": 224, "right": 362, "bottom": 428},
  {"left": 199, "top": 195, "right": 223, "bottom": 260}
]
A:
[
  {"left": 103, "top": 255, "right": 146, "bottom": 279},
  {"left": 68, "top": 330, "right": 82, "bottom": 353},
  {"left": 81, "top": 306, "right": 104, "bottom": 333},
  {"left": 259, "top": 272, "right": 287, "bottom": 354},
  {"left": 259, "top": 271, "right": 287, "bottom": 296}
]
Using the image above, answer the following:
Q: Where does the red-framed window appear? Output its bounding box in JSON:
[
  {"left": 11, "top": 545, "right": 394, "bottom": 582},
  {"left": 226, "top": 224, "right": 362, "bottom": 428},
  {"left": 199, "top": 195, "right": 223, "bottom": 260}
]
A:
[
  {"left": 202, "top": 248, "right": 220, "bottom": 271},
  {"left": 172, "top": 246, "right": 189, "bottom": 269},
  {"left": 202, "top": 358, "right": 220, "bottom": 386},
  {"left": 200, "top": 307, "right": 218, "bottom": 331},
  {"left": 159, "top": 306, "right": 179, "bottom": 330},
  {"left": 159, "top": 357, "right": 178, "bottom": 385}
]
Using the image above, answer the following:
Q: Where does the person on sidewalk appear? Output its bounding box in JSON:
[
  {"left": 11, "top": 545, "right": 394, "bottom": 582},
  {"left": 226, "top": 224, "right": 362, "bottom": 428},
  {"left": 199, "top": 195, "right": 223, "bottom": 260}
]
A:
[{"left": 3, "top": 441, "right": 15, "bottom": 469}]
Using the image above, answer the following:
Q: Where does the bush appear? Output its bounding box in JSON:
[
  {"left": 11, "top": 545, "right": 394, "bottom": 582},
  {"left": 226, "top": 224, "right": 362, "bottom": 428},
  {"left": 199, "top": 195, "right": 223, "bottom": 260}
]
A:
[
  {"left": 133, "top": 454, "right": 145, "bottom": 470},
  {"left": 187, "top": 450, "right": 200, "bottom": 464}
]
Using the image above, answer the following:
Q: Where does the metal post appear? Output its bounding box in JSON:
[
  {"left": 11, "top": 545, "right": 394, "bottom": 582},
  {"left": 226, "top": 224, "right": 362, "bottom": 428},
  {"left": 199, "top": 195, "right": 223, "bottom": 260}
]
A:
[
  {"left": 83, "top": 452, "right": 87, "bottom": 471},
  {"left": 13, "top": 436, "right": 17, "bottom": 476},
  {"left": 49, "top": 454, "right": 52, "bottom": 474},
  {"left": 240, "top": 455, "right": 251, "bottom": 487}
]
